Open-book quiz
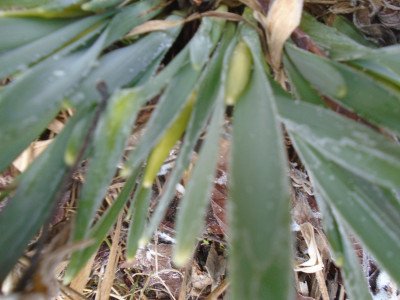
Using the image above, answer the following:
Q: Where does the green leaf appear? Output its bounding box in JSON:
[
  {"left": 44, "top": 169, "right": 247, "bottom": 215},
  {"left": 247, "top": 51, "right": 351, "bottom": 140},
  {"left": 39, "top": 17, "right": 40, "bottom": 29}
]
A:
[
  {"left": 285, "top": 43, "right": 400, "bottom": 135},
  {"left": 140, "top": 23, "right": 236, "bottom": 245},
  {"left": 282, "top": 53, "right": 328, "bottom": 107},
  {"left": 190, "top": 16, "right": 213, "bottom": 70},
  {"left": 350, "top": 46, "right": 400, "bottom": 87},
  {"left": 0, "top": 17, "right": 74, "bottom": 53},
  {"left": 68, "top": 15, "right": 183, "bottom": 108},
  {"left": 0, "top": 14, "right": 109, "bottom": 78},
  {"left": 299, "top": 13, "right": 372, "bottom": 60},
  {"left": 299, "top": 14, "right": 400, "bottom": 86},
  {"left": 229, "top": 27, "right": 292, "bottom": 299},
  {"left": 0, "top": 109, "right": 88, "bottom": 282},
  {"left": 291, "top": 137, "right": 400, "bottom": 284},
  {"left": 82, "top": 0, "right": 125, "bottom": 11},
  {"left": 125, "top": 62, "right": 200, "bottom": 171},
  {"left": 318, "top": 199, "right": 373, "bottom": 300},
  {"left": 64, "top": 164, "right": 141, "bottom": 282},
  {"left": 0, "top": 0, "right": 53, "bottom": 8},
  {"left": 174, "top": 94, "right": 225, "bottom": 266},
  {"left": 0, "top": 0, "right": 164, "bottom": 173},
  {"left": 72, "top": 90, "right": 141, "bottom": 243},
  {"left": 331, "top": 15, "right": 377, "bottom": 48},
  {"left": 103, "top": 0, "right": 162, "bottom": 46},
  {"left": 0, "top": 3, "right": 87, "bottom": 18},
  {"left": 126, "top": 186, "right": 151, "bottom": 261},
  {"left": 0, "top": 32, "right": 106, "bottom": 173},
  {"left": 277, "top": 96, "right": 400, "bottom": 190}
]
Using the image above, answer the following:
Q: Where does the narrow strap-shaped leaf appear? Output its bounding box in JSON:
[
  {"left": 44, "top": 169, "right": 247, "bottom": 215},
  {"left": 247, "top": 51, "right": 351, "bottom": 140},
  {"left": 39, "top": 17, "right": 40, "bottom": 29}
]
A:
[
  {"left": 139, "top": 23, "right": 236, "bottom": 245},
  {"left": 317, "top": 197, "right": 373, "bottom": 299},
  {"left": 276, "top": 96, "right": 400, "bottom": 190},
  {"left": 282, "top": 53, "right": 328, "bottom": 107},
  {"left": 229, "top": 26, "right": 292, "bottom": 299},
  {"left": 126, "top": 186, "right": 152, "bottom": 261},
  {"left": 0, "top": 3, "right": 87, "bottom": 18},
  {"left": 0, "top": 0, "right": 83, "bottom": 10},
  {"left": 124, "top": 62, "right": 201, "bottom": 173},
  {"left": 103, "top": 0, "right": 162, "bottom": 46},
  {"left": 331, "top": 15, "right": 377, "bottom": 48},
  {"left": 299, "top": 13, "right": 372, "bottom": 60},
  {"left": 299, "top": 14, "right": 400, "bottom": 85},
  {"left": 0, "top": 17, "right": 73, "bottom": 53},
  {"left": 0, "top": 31, "right": 107, "bottom": 173},
  {"left": 68, "top": 16, "right": 183, "bottom": 108},
  {"left": 122, "top": 16, "right": 227, "bottom": 174},
  {"left": 0, "top": 0, "right": 52, "bottom": 8},
  {"left": 350, "top": 47, "right": 400, "bottom": 87},
  {"left": 190, "top": 15, "right": 213, "bottom": 70},
  {"left": 82, "top": 0, "right": 125, "bottom": 11},
  {"left": 72, "top": 90, "right": 142, "bottom": 243},
  {"left": 174, "top": 95, "right": 225, "bottom": 266},
  {"left": 0, "top": 108, "right": 89, "bottom": 282},
  {"left": 64, "top": 164, "right": 141, "bottom": 282},
  {"left": 0, "top": 14, "right": 109, "bottom": 78},
  {"left": 285, "top": 43, "right": 400, "bottom": 135},
  {"left": 0, "top": 0, "right": 164, "bottom": 173},
  {"left": 291, "top": 136, "right": 400, "bottom": 284}
]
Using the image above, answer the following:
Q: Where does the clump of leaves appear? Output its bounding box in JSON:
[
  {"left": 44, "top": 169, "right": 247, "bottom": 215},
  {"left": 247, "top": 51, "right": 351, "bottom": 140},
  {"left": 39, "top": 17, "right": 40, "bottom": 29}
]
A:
[{"left": 0, "top": 0, "right": 400, "bottom": 299}]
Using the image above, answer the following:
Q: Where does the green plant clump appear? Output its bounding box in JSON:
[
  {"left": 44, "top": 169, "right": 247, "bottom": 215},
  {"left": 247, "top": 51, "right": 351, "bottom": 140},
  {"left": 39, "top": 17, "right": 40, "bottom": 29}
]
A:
[{"left": 0, "top": 0, "right": 400, "bottom": 298}]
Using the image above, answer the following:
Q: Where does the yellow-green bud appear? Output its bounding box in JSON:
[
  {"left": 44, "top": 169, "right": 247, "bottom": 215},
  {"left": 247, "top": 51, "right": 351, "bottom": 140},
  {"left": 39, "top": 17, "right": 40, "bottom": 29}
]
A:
[
  {"left": 225, "top": 40, "right": 253, "bottom": 106},
  {"left": 142, "top": 92, "right": 196, "bottom": 188}
]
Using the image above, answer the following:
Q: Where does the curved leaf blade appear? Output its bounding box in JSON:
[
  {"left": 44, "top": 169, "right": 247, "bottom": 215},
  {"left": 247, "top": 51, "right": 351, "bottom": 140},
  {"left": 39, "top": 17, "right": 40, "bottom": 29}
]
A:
[
  {"left": 292, "top": 137, "right": 400, "bottom": 284},
  {"left": 277, "top": 96, "right": 400, "bottom": 190},
  {"left": 140, "top": 23, "right": 236, "bottom": 245},
  {"left": 229, "top": 27, "right": 292, "bottom": 299},
  {"left": 0, "top": 14, "right": 109, "bottom": 78},
  {"left": 285, "top": 43, "right": 400, "bottom": 135},
  {"left": 174, "top": 96, "right": 225, "bottom": 265}
]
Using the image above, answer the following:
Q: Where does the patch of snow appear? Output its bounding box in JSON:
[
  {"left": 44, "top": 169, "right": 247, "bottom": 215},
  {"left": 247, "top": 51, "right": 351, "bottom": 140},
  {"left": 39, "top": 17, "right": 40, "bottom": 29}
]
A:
[
  {"left": 373, "top": 271, "right": 399, "bottom": 300},
  {"left": 176, "top": 183, "right": 185, "bottom": 195},
  {"left": 158, "top": 231, "right": 176, "bottom": 244}
]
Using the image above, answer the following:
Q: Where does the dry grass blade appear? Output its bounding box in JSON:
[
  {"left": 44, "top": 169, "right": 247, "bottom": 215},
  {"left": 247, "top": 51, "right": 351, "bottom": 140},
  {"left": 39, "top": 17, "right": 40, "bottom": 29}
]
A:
[
  {"left": 12, "top": 140, "right": 53, "bottom": 172},
  {"left": 126, "top": 11, "right": 259, "bottom": 37},
  {"left": 258, "top": 0, "right": 304, "bottom": 69},
  {"left": 204, "top": 279, "right": 229, "bottom": 300},
  {"left": 95, "top": 214, "right": 122, "bottom": 300},
  {"left": 126, "top": 19, "right": 185, "bottom": 37},
  {"left": 69, "top": 254, "right": 96, "bottom": 300}
]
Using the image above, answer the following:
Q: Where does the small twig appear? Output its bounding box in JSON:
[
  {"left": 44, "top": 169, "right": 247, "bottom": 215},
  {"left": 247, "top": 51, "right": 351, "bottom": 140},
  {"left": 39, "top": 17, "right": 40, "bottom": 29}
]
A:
[
  {"left": 178, "top": 264, "right": 190, "bottom": 300},
  {"left": 315, "top": 270, "right": 330, "bottom": 300},
  {"left": 204, "top": 279, "right": 230, "bottom": 300}
]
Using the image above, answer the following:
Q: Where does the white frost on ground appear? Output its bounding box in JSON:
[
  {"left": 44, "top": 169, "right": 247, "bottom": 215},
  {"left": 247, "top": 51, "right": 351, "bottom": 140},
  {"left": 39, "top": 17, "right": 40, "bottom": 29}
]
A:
[{"left": 373, "top": 271, "right": 399, "bottom": 300}]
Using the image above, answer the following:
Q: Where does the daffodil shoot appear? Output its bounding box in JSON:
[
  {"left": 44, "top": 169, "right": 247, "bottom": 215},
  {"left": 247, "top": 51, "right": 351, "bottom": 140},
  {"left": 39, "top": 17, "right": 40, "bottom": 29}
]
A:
[
  {"left": 142, "top": 92, "right": 196, "bottom": 188},
  {"left": 225, "top": 39, "right": 253, "bottom": 106}
]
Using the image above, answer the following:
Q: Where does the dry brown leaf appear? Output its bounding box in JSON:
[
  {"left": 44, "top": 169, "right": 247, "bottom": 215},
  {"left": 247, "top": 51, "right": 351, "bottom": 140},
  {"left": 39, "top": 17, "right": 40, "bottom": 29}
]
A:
[
  {"left": 204, "top": 244, "right": 226, "bottom": 290},
  {"left": 47, "top": 119, "right": 65, "bottom": 134},
  {"left": 256, "top": 0, "right": 303, "bottom": 69},
  {"left": 126, "top": 11, "right": 254, "bottom": 38},
  {"left": 95, "top": 214, "right": 122, "bottom": 300},
  {"left": 295, "top": 223, "right": 329, "bottom": 300},
  {"left": 126, "top": 19, "right": 185, "bottom": 37},
  {"left": 189, "top": 266, "right": 212, "bottom": 297},
  {"left": 12, "top": 140, "right": 53, "bottom": 172},
  {"left": 294, "top": 223, "right": 323, "bottom": 273}
]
